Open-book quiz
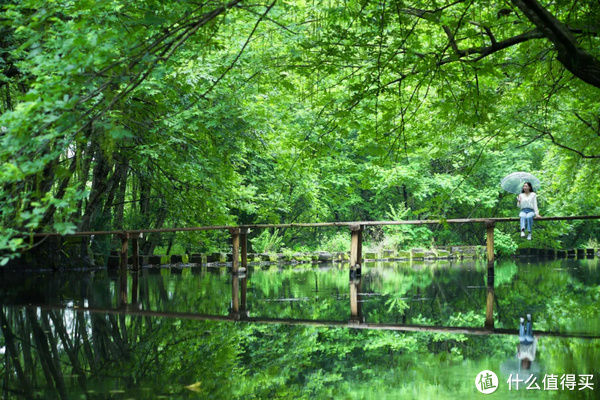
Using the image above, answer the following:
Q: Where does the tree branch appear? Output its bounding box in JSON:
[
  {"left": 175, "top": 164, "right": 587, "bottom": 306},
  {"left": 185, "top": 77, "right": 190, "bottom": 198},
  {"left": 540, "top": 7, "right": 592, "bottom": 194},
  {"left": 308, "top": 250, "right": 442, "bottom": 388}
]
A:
[
  {"left": 438, "top": 29, "right": 545, "bottom": 64},
  {"left": 516, "top": 119, "right": 600, "bottom": 158},
  {"left": 201, "top": 0, "right": 277, "bottom": 98},
  {"left": 574, "top": 111, "right": 600, "bottom": 136},
  {"left": 511, "top": 0, "right": 600, "bottom": 88}
]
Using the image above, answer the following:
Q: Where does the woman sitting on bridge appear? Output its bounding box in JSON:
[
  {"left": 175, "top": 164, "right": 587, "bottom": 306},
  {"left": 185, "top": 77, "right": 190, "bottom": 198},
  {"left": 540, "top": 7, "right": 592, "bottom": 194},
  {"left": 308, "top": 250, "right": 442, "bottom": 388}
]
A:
[{"left": 517, "top": 182, "right": 541, "bottom": 240}]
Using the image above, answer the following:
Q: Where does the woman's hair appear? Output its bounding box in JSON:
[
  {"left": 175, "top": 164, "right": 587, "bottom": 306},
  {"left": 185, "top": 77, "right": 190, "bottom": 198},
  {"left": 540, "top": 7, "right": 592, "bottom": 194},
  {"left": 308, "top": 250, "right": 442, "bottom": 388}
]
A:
[{"left": 521, "top": 182, "right": 535, "bottom": 193}]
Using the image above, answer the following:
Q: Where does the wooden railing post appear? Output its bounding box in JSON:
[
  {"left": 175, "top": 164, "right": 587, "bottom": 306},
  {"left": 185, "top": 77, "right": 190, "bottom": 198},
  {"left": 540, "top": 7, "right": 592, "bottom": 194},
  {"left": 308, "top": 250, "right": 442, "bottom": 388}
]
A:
[
  {"left": 132, "top": 233, "right": 141, "bottom": 271},
  {"left": 484, "top": 221, "right": 495, "bottom": 329},
  {"left": 131, "top": 269, "right": 139, "bottom": 305},
  {"left": 240, "top": 228, "right": 248, "bottom": 272},
  {"left": 485, "top": 221, "right": 495, "bottom": 264},
  {"left": 119, "top": 233, "right": 129, "bottom": 270},
  {"left": 119, "top": 233, "right": 128, "bottom": 306},
  {"left": 349, "top": 224, "right": 363, "bottom": 277},
  {"left": 240, "top": 275, "right": 247, "bottom": 314},
  {"left": 230, "top": 228, "right": 240, "bottom": 274}
]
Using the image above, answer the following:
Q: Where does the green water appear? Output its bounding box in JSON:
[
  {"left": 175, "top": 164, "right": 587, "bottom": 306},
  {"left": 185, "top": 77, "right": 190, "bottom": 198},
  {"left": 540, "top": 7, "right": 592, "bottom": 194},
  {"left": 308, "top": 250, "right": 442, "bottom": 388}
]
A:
[{"left": 1, "top": 258, "right": 599, "bottom": 399}]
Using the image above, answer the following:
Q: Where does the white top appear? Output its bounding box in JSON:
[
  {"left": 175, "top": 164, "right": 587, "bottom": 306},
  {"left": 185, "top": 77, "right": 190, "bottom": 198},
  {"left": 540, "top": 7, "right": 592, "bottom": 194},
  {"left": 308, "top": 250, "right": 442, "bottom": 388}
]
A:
[{"left": 517, "top": 192, "right": 539, "bottom": 215}]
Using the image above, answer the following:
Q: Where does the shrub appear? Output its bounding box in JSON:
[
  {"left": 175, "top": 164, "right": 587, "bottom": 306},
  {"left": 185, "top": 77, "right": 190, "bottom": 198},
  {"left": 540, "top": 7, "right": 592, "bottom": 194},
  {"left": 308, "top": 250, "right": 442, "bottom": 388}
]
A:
[
  {"left": 493, "top": 228, "right": 517, "bottom": 257},
  {"left": 250, "top": 229, "right": 284, "bottom": 253}
]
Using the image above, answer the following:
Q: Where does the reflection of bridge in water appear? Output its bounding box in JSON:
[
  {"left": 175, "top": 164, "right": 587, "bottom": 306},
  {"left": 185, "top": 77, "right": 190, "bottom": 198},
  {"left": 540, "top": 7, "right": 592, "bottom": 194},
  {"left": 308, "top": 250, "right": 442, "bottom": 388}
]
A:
[
  {"left": 25, "top": 269, "right": 600, "bottom": 340},
  {"left": 24, "top": 215, "right": 600, "bottom": 339}
]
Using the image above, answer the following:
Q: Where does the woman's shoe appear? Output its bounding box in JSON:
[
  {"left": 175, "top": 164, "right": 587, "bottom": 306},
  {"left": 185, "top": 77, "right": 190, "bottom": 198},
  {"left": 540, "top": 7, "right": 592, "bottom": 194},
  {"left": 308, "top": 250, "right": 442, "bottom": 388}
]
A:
[
  {"left": 527, "top": 234, "right": 532, "bottom": 240},
  {"left": 521, "top": 229, "right": 526, "bottom": 237}
]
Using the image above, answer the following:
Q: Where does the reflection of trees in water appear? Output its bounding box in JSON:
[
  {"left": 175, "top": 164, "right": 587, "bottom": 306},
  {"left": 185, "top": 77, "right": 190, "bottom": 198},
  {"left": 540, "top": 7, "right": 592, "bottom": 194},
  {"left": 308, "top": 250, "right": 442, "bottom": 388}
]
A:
[
  {"left": 1, "top": 259, "right": 599, "bottom": 398},
  {"left": 0, "top": 267, "right": 241, "bottom": 399},
  {"left": 1, "top": 305, "right": 243, "bottom": 399},
  {"left": 1, "top": 270, "right": 142, "bottom": 399},
  {"left": 4, "top": 304, "right": 599, "bottom": 399},
  {"left": 1, "top": 306, "right": 134, "bottom": 399}
]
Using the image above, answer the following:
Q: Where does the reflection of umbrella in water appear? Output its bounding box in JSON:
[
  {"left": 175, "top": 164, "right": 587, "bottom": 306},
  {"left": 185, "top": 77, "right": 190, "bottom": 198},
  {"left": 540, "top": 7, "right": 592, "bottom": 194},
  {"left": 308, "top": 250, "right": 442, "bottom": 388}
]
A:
[{"left": 500, "top": 172, "right": 541, "bottom": 194}]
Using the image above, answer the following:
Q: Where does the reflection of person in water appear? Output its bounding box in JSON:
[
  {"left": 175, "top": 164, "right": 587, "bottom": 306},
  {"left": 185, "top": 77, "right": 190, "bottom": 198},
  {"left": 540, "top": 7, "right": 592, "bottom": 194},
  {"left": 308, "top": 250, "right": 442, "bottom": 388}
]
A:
[{"left": 517, "top": 314, "right": 536, "bottom": 370}]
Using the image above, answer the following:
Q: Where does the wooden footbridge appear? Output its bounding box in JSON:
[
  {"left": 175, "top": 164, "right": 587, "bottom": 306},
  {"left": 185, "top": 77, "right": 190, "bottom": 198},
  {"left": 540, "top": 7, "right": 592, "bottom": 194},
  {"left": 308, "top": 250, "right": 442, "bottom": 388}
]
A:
[
  {"left": 32, "top": 215, "right": 600, "bottom": 272},
  {"left": 29, "top": 215, "right": 600, "bottom": 332}
]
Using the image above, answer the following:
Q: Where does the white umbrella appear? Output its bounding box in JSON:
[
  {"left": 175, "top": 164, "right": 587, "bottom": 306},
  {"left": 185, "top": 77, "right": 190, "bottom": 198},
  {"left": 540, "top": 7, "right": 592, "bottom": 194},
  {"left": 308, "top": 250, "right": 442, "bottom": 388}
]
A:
[{"left": 500, "top": 172, "right": 541, "bottom": 194}]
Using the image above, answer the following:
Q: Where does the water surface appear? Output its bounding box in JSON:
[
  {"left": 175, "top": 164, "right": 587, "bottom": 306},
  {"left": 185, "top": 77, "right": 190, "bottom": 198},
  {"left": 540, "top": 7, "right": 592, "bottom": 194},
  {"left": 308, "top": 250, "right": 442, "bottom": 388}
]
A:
[{"left": 1, "top": 258, "right": 599, "bottom": 398}]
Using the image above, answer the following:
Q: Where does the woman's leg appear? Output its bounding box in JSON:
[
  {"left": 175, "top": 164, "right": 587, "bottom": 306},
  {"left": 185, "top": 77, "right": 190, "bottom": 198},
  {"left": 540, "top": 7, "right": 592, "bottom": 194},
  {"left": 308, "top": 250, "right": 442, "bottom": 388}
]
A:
[
  {"left": 519, "top": 211, "right": 527, "bottom": 231},
  {"left": 526, "top": 211, "right": 535, "bottom": 233}
]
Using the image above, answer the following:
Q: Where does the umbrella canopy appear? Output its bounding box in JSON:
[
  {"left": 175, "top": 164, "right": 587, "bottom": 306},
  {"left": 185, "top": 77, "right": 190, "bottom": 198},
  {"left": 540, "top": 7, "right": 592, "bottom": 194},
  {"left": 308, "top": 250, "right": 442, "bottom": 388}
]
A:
[{"left": 500, "top": 172, "right": 541, "bottom": 194}]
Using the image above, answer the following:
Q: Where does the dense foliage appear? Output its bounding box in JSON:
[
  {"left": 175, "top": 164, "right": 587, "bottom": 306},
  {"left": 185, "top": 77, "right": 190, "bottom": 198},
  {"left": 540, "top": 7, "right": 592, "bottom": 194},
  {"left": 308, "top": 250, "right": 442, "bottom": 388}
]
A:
[{"left": 1, "top": 0, "right": 599, "bottom": 264}]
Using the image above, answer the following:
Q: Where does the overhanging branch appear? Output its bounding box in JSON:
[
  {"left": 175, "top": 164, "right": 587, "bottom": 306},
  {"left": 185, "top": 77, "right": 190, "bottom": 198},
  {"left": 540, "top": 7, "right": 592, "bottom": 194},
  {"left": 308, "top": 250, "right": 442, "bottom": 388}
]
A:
[
  {"left": 511, "top": 0, "right": 600, "bottom": 88},
  {"left": 516, "top": 119, "right": 600, "bottom": 158}
]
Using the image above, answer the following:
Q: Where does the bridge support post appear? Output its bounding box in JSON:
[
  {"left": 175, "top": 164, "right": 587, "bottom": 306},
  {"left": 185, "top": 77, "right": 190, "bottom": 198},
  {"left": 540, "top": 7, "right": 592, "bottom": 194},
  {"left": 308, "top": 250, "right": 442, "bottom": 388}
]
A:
[
  {"left": 119, "top": 233, "right": 129, "bottom": 270},
  {"left": 230, "top": 274, "right": 248, "bottom": 320},
  {"left": 230, "top": 228, "right": 242, "bottom": 274},
  {"left": 240, "top": 274, "right": 247, "bottom": 314},
  {"left": 485, "top": 221, "right": 495, "bottom": 264},
  {"left": 485, "top": 267, "right": 495, "bottom": 329},
  {"left": 485, "top": 221, "right": 495, "bottom": 329},
  {"left": 349, "top": 225, "right": 363, "bottom": 278},
  {"left": 131, "top": 269, "right": 139, "bottom": 305},
  {"left": 240, "top": 228, "right": 248, "bottom": 272},
  {"left": 118, "top": 233, "right": 129, "bottom": 306},
  {"left": 231, "top": 274, "right": 240, "bottom": 314},
  {"left": 132, "top": 233, "right": 141, "bottom": 271}
]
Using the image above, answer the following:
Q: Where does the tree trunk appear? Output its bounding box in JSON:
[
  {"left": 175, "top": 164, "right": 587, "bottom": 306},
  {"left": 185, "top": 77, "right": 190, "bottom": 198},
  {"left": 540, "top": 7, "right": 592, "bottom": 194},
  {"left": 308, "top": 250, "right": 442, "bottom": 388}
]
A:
[
  {"left": 5, "top": 83, "right": 12, "bottom": 111},
  {"left": 49, "top": 311, "right": 88, "bottom": 391},
  {"left": 0, "top": 310, "right": 33, "bottom": 399},
  {"left": 26, "top": 309, "right": 67, "bottom": 400},
  {"left": 17, "top": 310, "right": 35, "bottom": 385},
  {"left": 74, "top": 138, "right": 94, "bottom": 221},
  {"left": 113, "top": 162, "right": 129, "bottom": 230},
  {"left": 76, "top": 311, "right": 96, "bottom": 373},
  {"left": 142, "top": 201, "right": 167, "bottom": 255},
  {"left": 80, "top": 144, "right": 112, "bottom": 232},
  {"left": 41, "top": 154, "right": 78, "bottom": 227},
  {"left": 511, "top": 0, "right": 600, "bottom": 89}
]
